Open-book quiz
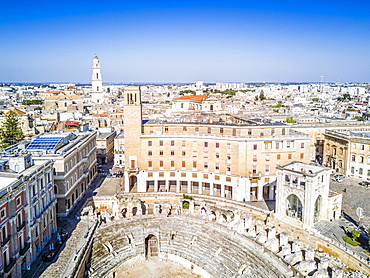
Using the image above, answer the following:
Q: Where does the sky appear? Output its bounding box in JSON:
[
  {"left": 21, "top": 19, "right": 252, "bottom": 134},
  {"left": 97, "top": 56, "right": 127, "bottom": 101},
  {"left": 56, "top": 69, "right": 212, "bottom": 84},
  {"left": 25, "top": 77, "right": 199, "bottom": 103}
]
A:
[{"left": 0, "top": 0, "right": 369, "bottom": 83}]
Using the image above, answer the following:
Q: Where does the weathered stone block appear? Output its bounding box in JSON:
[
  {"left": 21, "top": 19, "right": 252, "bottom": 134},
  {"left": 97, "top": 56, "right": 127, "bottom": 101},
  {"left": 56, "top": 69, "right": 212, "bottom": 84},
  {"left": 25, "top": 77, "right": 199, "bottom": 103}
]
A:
[
  {"left": 265, "top": 237, "right": 279, "bottom": 253},
  {"left": 256, "top": 230, "right": 267, "bottom": 244},
  {"left": 284, "top": 251, "right": 302, "bottom": 265},
  {"left": 295, "top": 260, "right": 316, "bottom": 274}
]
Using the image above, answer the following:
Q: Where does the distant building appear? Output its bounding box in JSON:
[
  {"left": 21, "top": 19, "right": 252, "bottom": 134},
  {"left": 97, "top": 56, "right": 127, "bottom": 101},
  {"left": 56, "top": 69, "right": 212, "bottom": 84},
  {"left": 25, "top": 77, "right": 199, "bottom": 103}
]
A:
[
  {"left": 91, "top": 55, "right": 107, "bottom": 104},
  {"left": 96, "top": 127, "right": 116, "bottom": 165},
  {"left": 114, "top": 131, "right": 125, "bottom": 168}
]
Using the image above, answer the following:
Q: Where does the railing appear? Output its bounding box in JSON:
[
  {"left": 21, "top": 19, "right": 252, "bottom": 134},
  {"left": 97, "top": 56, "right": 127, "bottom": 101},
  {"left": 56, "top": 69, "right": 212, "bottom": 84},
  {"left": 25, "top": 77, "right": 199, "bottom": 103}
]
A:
[
  {"left": 1, "top": 236, "right": 10, "bottom": 247},
  {"left": 4, "top": 258, "right": 16, "bottom": 273},
  {"left": 17, "top": 221, "right": 26, "bottom": 232},
  {"left": 20, "top": 242, "right": 30, "bottom": 256}
]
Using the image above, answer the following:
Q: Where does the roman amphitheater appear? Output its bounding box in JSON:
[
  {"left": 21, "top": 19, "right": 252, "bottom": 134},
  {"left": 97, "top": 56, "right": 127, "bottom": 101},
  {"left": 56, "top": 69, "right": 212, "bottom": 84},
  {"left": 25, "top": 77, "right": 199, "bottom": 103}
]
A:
[{"left": 41, "top": 87, "right": 370, "bottom": 278}]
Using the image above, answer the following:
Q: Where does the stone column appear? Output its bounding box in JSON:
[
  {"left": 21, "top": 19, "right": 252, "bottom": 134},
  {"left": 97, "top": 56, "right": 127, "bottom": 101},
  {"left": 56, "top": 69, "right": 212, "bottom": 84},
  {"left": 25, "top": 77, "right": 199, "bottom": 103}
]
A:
[
  {"left": 257, "top": 185, "right": 264, "bottom": 201},
  {"left": 165, "top": 180, "right": 169, "bottom": 192},
  {"left": 210, "top": 182, "right": 214, "bottom": 196},
  {"left": 187, "top": 182, "right": 191, "bottom": 194},
  {"left": 176, "top": 180, "right": 180, "bottom": 193},
  {"left": 221, "top": 183, "right": 225, "bottom": 198},
  {"left": 199, "top": 182, "right": 203, "bottom": 195},
  {"left": 154, "top": 180, "right": 158, "bottom": 192}
]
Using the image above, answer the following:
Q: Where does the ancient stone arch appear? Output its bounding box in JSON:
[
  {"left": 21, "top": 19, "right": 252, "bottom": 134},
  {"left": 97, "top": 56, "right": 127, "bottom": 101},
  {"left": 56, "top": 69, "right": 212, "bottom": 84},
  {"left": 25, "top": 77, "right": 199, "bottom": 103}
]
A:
[{"left": 145, "top": 234, "right": 159, "bottom": 258}]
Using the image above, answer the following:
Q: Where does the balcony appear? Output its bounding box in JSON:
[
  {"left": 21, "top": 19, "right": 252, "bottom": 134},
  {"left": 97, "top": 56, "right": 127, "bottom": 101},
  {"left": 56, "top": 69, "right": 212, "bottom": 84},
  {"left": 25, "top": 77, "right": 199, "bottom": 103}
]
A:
[
  {"left": 20, "top": 242, "right": 30, "bottom": 256},
  {"left": 81, "top": 156, "right": 88, "bottom": 162},
  {"left": 127, "top": 168, "right": 139, "bottom": 174},
  {"left": 4, "top": 258, "right": 16, "bottom": 273},
  {"left": 17, "top": 222, "right": 26, "bottom": 232},
  {"left": 1, "top": 236, "right": 10, "bottom": 247}
]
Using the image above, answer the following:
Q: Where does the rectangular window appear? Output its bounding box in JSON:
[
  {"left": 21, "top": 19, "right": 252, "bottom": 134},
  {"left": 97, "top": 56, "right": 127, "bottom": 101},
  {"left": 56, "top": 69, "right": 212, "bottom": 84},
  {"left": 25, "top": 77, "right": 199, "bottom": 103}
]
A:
[
  {"left": 148, "top": 141, "right": 152, "bottom": 146},
  {"left": 253, "top": 155, "right": 257, "bottom": 162},
  {"left": 192, "top": 173, "right": 197, "bottom": 178},
  {"left": 170, "top": 172, "right": 175, "bottom": 177},
  {"left": 195, "top": 127, "right": 199, "bottom": 132},
  {"left": 227, "top": 143, "right": 231, "bottom": 149},
  {"left": 227, "top": 165, "right": 231, "bottom": 172},
  {"left": 159, "top": 140, "right": 163, "bottom": 146},
  {"left": 159, "top": 151, "right": 163, "bottom": 156},
  {"left": 171, "top": 161, "right": 175, "bottom": 167},
  {"left": 181, "top": 173, "right": 186, "bottom": 177},
  {"left": 204, "top": 162, "right": 208, "bottom": 169},
  {"left": 148, "top": 172, "right": 153, "bottom": 177},
  {"left": 148, "top": 161, "right": 153, "bottom": 167},
  {"left": 148, "top": 151, "right": 152, "bottom": 156},
  {"left": 300, "top": 153, "right": 304, "bottom": 159},
  {"left": 265, "top": 155, "right": 270, "bottom": 161},
  {"left": 182, "top": 151, "right": 186, "bottom": 156},
  {"left": 204, "top": 152, "right": 208, "bottom": 158},
  {"left": 203, "top": 174, "right": 208, "bottom": 179},
  {"left": 282, "top": 128, "right": 286, "bottom": 135},
  {"left": 207, "top": 127, "right": 211, "bottom": 134},
  {"left": 252, "top": 166, "right": 257, "bottom": 174},
  {"left": 220, "top": 128, "right": 223, "bottom": 134},
  {"left": 193, "top": 161, "right": 197, "bottom": 168},
  {"left": 215, "top": 175, "right": 220, "bottom": 180},
  {"left": 0, "top": 208, "right": 6, "bottom": 220},
  {"left": 164, "top": 127, "right": 168, "bottom": 132},
  {"left": 253, "top": 144, "right": 257, "bottom": 150},
  {"left": 265, "top": 165, "right": 270, "bottom": 172},
  {"left": 193, "top": 151, "right": 197, "bottom": 157},
  {"left": 226, "top": 177, "right": 231, "bottom": 182},
  {"left": 216, "top": 142, "right": 220, "bottom": 148},
  {"left": 182, "top": 141, "right": 186, "bottom": 147},
  {"left": 215, "top": 153, "right": 220, "bottom": 159},
  {"left": 227, "top": 155, "right": 231, "bottom": 160},
  {"left": 171, "top": 151, "right": 175, "bottom": 156},
  {"left": 183, "top": 126, "right": 187, "bottom": 132},
  {"left": 204, "top": 142, "right": 208, "bottom": 148},
  {"left": 277, "top": 154, "right": 281, "bottom": 160},
  {"left": 287, "top": 141, "right": 291, "bottom": 148},
  {"left": 288, "top": 154, "right": 292, "bottom": 159},
  {"left": 215, "top": 163, "right": 220, "bottom": 170},
  {"left": 131, "top": 160, "right": 135, "bottom": 168},
  {"left": 171, "top": 141, "right": 175, "bottom": 146},
  {"left": 232, "top": 129, "right": 236, "bottom": 136},
  {"left": 159, "top": 172, "right": 164, "bottom": 177},
  {"left": 182, "top": 161, "right": 186, "bottom": 168},
  {"left": 301, "top": 143, "right": 305, "bottom": 148},
  {"left": 159, "top": 161, "right": 164, "bottom": 167}
]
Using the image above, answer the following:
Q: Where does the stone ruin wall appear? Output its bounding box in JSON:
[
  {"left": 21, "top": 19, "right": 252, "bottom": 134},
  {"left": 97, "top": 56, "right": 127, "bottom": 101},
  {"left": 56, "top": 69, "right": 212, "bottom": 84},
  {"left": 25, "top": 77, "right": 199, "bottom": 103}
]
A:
[{"left": 89, "top": 193, "right": 370, "bottom": 278}]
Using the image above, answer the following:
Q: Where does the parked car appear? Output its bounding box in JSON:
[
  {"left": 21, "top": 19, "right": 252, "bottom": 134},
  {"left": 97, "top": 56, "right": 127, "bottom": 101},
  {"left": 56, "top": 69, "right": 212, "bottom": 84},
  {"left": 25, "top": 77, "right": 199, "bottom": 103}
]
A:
[
  {"left": 332, "top": 177, "right": 342, "bottom": 182},
  {"left": 359, "top": 181, "right": 370, "bottom": 187},
  {"left": 107, "top": 173, "right": 112, "bottom": 178},
  {"left": 334, "top": 174, "right": 345, "bottom": 179},
  {"left": 117, "top": 171, "right": 123, "bottom": 177},
  {"left": 112, "top": 172, "right": 117, "bottom": 178}
]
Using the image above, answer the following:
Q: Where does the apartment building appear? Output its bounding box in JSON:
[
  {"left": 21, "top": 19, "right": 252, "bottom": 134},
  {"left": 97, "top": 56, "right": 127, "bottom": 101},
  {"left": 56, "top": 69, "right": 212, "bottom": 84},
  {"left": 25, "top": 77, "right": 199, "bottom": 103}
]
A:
[
  {"left": 324, "top": 128, "right": 370, "bottom": 179},
  {"left": 123, "top": 86, "right": 311, "bottom": 202},
  {"left": 0, "top": 152, "right": 56, "bottom": 277},
  {"left": 26, "top": 131, "right": 97, "bottom": 216},
  {"left": 96, "top": 127, "right": 116, "bottom": 165}
]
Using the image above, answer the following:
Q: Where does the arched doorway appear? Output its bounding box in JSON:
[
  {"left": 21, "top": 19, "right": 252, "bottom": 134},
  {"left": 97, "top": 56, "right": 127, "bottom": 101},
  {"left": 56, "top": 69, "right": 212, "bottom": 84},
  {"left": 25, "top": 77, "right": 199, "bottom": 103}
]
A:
[
  {"left": 145, "top": 234, "right": 158, "bottom": 258},
  {"left": 129, "top": 176, "right": 137, "bottom": 192},
  {"left": 285, "top": 194, "right": 303, "bottom": 221},
  {"left": 314, "top": 195, "right": 322, "bottom": 223}
]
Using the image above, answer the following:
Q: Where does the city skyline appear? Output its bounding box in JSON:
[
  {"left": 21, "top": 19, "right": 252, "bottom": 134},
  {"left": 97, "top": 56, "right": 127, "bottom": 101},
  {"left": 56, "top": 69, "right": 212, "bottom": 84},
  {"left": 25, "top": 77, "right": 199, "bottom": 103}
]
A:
[{"left": 1, "top": 0, "right": 369, "bottom": 83}]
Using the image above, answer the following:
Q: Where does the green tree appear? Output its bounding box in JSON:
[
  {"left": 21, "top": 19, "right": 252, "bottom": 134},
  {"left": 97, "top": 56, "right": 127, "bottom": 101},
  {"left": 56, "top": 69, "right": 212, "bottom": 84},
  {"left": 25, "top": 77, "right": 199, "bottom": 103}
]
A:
[
  {"left": 259, "top": 90, "right": 266, "bottom": 100},
  {"left": 285, "top": 117, "right": 296, "bottom": 123},
  {"left": 0, "top": 111, "right": 25, "bottom": 149}
]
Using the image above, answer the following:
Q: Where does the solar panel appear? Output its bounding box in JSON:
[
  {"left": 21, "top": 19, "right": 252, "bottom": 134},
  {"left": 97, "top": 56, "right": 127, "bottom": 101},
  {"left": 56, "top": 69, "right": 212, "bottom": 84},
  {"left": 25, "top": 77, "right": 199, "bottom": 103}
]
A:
[{"left": 27, "top": 136, "right": 66, "bottom": 150}]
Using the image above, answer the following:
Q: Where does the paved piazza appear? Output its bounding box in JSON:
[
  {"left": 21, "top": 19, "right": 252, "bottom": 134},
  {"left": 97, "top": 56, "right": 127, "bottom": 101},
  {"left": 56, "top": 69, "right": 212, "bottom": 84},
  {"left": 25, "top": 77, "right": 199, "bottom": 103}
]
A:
[{"left": 330, "top": 177, "right": 370, "bottom": 227}]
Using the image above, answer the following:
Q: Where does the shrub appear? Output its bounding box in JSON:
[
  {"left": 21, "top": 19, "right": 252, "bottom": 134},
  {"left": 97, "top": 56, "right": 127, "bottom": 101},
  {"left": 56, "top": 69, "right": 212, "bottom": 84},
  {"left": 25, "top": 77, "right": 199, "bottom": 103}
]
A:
[
  {"left": 342, "top": 236, "right": 361, "bottom": 246},
  {"left": 183, "top": 194, "right": 193, "bottom": 200},
  {"left": 182, "top": 201, "right": 190, "bottom": 209}
]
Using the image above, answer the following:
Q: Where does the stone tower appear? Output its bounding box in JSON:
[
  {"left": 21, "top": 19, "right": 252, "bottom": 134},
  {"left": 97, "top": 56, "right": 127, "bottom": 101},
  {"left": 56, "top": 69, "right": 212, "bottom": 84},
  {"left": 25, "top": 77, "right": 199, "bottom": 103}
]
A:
[
  {"left": 123, "top": 86, "right": 142, "bottom": 192},
  {"left": 91, "top": 55, "right": 104, "bottom": 103}
]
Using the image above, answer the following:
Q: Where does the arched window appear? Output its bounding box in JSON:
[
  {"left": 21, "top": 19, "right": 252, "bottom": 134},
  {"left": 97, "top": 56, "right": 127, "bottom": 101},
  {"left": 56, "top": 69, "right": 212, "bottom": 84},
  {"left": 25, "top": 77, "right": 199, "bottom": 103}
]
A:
[{"left": 286, "top": 194, "right": 303, "bottom": 221}]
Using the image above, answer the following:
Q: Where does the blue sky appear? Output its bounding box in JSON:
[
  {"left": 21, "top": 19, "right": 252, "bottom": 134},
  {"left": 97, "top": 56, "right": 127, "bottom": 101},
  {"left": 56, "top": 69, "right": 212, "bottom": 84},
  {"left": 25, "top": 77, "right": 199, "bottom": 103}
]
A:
[{"left": 1, "top": 0, "right": 369, "bottom": 83}]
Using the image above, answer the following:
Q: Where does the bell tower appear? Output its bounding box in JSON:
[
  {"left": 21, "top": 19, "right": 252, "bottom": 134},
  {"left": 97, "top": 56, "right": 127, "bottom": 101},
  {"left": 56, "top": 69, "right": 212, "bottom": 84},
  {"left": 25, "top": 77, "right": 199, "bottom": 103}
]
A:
[
  {"left": 91, "top": 55, "right": 104, "bottom": 103},
  {"left": 123, "top": 86, "right": 143, "bottom": 192}
]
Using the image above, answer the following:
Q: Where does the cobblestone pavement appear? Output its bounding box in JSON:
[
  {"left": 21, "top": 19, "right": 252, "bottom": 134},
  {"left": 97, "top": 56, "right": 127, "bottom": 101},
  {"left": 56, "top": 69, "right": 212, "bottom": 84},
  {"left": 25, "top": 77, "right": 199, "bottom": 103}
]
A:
[
  {"left": 330, "top": 176, "right": 370, "bottom": 227},
  {"left": 24, "top": 163, "right": 112, "bottom": 278},
  {"left": 313, "top": 176, "right": 370, "bottom": 263}
]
